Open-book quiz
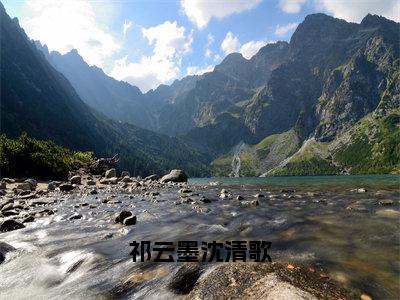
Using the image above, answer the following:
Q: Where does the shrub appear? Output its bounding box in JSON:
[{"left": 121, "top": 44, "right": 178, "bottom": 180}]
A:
[{"left": 0, "top": 133, "right": 93, "bottom": 179}]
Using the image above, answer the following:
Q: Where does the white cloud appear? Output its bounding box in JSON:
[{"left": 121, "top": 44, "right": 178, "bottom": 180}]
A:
[
  {"left": 123, "top": 19, "right": 132, "bottom": 37},
  {"left": 21, "top": 0, "right": 120, "bottom": 68},
  {"left": 315, "top": 0, "right": 400, "bottom": 23},
  {"left": 187, "top": 64, "right": 215, "bottom": 76},
  {"left": 221, "top": 32, "right": 241, "bottom": 55},
  {"left": 220, "top": 32, "right": 267, "bottom": 59},
  {"left": 279, "top": 0, "right": 306, "bottom": 13},
  {"left": 205, "top": 48, "right": 213, "bottom": 58},
  {"left": 240, "top": 40, "right": 268, "bottom": 59},
  {"left": 206, "top": 33, "right": 214, "bottom": 47},
  {"left": 274, "top": 22, "right": 298, "bottom": 36},
  {"left": 109, "top": 21, "right": 193, "bottom": 92},
  {"left": 180, "top": 0, "right": 262, "bottom": 29}
]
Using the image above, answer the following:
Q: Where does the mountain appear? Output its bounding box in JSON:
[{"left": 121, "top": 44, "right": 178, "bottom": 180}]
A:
[
  {"left": 27, "top": 9, "right": 399, "bottom": 176},
  {"left": 210, "top": 14, "right": 399, "bottom": 176},
  {"left": 0, "top": 3, "right": 209, "bottom": 177}
]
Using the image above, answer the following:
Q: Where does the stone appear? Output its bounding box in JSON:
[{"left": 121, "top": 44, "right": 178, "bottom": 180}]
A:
[
  {"left": 25, "top": 178, "right": 37, "bottom": 190},
  {"left": 160, "top": 170, "right": 188, "bottom": 183},
  {"left": 69, "top": 213, "right": 82, "bottom": 220},
  {"left": 115, "top": 210, "right": 132, "bottom": 224},
  {"left": 168, "top": 264, "right": 203, "bottom": 294},
  {"left": 357, "top": 188, "right": 367, "bottom": 193},
  {"left": 123, "top": 215, "right": 136, "bottom": 226},
  {"left": 236, "top": 195, "right": 244, "bottom": 200},
  {"left": 109, "top": 177, "right": 118, "bottom": 185},
  {"left": 379, "top": 199, "right": 394, "bottom": 206},
  {"left": 16, "top": 182, "right": 32, "bottom": 191},
  {"left": 47, "top": 181, "right": 56, "bottom": 191},
  {"left": 0, "top": 219, "right": 25, "bottom": 232},
  {"left": 90, "top": 189, "right": 98, "bottom": 195},
  {"left": 121, "top": 176, "right": 132, "bottom": 183},
  {"left": 179, "top": 188, "right": 192, "bottom": 193},
  {"left": 59, "top": 183, "right": 74, "bottom": 192},
  {"left": 0, "top": 242, "right": 15, "bottom": 264},
  {"left": 2, "top": 178, "right": 15, "bottom": 183},
  {"left": 87, "top": 180, "right": 96, "bottom": 186},
  {"left": 0, "top": 182, "right": 6, "bottom": 190},
  {"left": 200, "top": 197, "right": 211, "bottom": 203},
  {"left": 70, "top": 175, "right": 81, "bottom": 185},
  {"left": 23, "top": 215, "right": 35, "bottom": 223},
  {"left": 105, "top": 168, "right": 117, "bottom": 178},
  {"left": 145, "top": 174, "right": 159, "bottom": 181},
  {"left": 121, "top": 171, "right": 130, "bottom": 177},
  {"left": 254, "top": 194, "right": 265, "bottom": 198},
  {"left": 2, "top": 210, "right": 20, "bottom": 216}
]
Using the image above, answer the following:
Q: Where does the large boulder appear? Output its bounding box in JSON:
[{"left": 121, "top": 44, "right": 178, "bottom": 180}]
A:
[
  {"left": 160, "top": 170, "right": 188, "bottom": 183},
  {"left": 121, "top": 171, "right": 130, "bottom": 177},
  {"left": 115, "top": 210, "right": 132, "bottom": 224},
  {"left": 25, "top": 179, "right": 37, "bottom": 190},
  {"left": 70, "top": 175, "right": 81, "bottom": 185},
  {"left": 16, "top": 182, "right": 32, "bottom": 191},
  {"left": 0, "top": 219, "right": 25, "bottom": 232},
  {"left": 105, "top": 168, "right": 117, "bottom": 178},
  {"left": 59, "top": 183, "right": 74, "bottom": 192}
]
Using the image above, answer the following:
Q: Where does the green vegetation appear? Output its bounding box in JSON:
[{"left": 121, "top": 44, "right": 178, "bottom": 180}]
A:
[
  {"left": 333, "top": 112, "right": 400, "bottom": 174},
  {"left": 0, "top": 133, "right": 93, "bottom": 179},
  {"left": 272, "top": 157, "right": 339, "bottom": 176}
]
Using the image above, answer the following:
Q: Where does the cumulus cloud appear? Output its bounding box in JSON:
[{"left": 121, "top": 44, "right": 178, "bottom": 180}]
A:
[
  {"left": 220, "top": 32, "right": 267, "bottom": 59},
  {"left": 21, "top": 0, "right": 120, "bottom": 68},
  {"left": 240, "top": 40, "right": 268, "bottom": 59},
  {"left": 274, "top": 22, "right": 298, "bottom": 36},
  {"left": 187, "top": 64, "right": 215, "bottom": 76},
  {"left": 279, "top": 0, "right": 306, "bottom": 13},
  {"left": 220, "top": 32, "right": 241, "bottom": 55},
  {"left": 110, "top": 21, "right": 193, "bottom": 92},
  {"left": 123, "top": 19, "right": 132, "bottom": 37},
  {"left": 315, "top": 0, "right": 400, "bottom": 22},
  {"left": 180, "top": 0, "right": 262, "bottom": 29}
]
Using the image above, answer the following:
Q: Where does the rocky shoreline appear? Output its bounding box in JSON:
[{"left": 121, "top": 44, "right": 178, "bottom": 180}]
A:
[{"left": 1, "top": 165, "right": 396, "bottom": 299}]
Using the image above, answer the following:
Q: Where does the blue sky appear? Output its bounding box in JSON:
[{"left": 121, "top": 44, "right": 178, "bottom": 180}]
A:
[{"left": 3, "top": 0, "right": 399, "bottom": 92}]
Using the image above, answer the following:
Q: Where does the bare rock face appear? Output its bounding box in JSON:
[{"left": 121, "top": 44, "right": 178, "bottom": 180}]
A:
[{"left": 160, "top": 170, "right": 188, "bottom": 183}]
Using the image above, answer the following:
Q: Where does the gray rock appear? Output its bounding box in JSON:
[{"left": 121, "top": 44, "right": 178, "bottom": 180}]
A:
[
  {"left": 0, "top": 219, "right": 25, "bottom": 232},
  {"left": 69, "top": 213, "right": 82, "bottom": 220},
  {"left": 59, "top": 183, "right": 74, "bottom": 192},
  {"left": 105, "top": 168, "right": 117, "bottom": 178},
  {"left": 90, "top": 189, "right": 98, "bottom": 195},
  {"left": 168, "top": 264, "right": 203, "bottom": 294},
  {"left": 121, "top": 176, "right": 132, "bottom": 183},
  {"left": 87, "top": 180, "right": 96, "bottom": 186},
  {"left": 47, "top": 181, "right": 56, "bottom": 191},
  {"left": 0, "top": 242, "right": 15, "bottom": 264},
  {"left": 115, "top": 210, "right": 132, "bottom": 224},
  {"left": 379, "top": 199, "right": 394, "bottom": 206},
  {"left": 121, "top": 171, "right": 130, "bottom": 177},
  {"left": 2, "top": 210, "right": 20, "bottom": 217},
  {"left": 254, "top": 194, "right": 265, "bottom": 198},
  {"left": 109, "top": 177, "right": 118, "bottom": 184},
  {"left": 160, "top": 170, "right": 188, "bottom": 183},
  {"left": 179, "top": 188, "right": 192, "bottom": 193},
  {"left": 23, "top": 215, "right": 35, "bottom": 223},
  {"left": 0, "top": 182, "right": 6, "bottom": 190},
  {"left": 16, "top": 182, "right": 32, "bottom": 191},
  {"left": 25, "top": 179, "right": 37, "bottom": 190},
  {"left": 123, "top": 215, "right": 136, "bottom": 226},
  {"left": 70, "top": 175, "right": 81, "bottom": 185},
  {"left": 236, "top": 195, "right": 244, "bottom": 200},
  {"left": 145, "top": 174, "right": 159, "bottom": 181}
]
